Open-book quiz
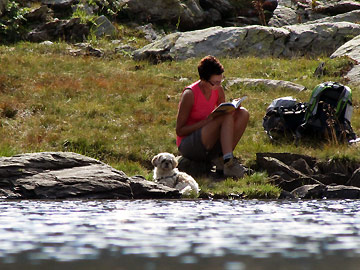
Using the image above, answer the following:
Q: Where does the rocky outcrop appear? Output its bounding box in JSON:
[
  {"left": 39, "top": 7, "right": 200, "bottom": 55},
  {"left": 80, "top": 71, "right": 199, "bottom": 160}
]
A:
[
  {"left": 115, "top": 0, "right": 279, "bottom": 30},
  {"left": 41, "top": 0, "right": 76, "bottom": 17},
  {"left": 27, "top": 17, "right": 89, "bottom": 42},
  {"left": 226, "top": 78, "right": 306, "bottom": 92},
  {"left": 269, "top": 1, "right": 360, "bottom": 27},
  {"left": 0, "top": 152, "right": 180, "bottom": 199},
  {"left": 314, "top": 1, "right": 360, "bottom": 16},
  {"left": 331, "top": 34, "right": 360, "bottom": 85},
  {"left": 256, "top": 152, "right": 360, "bottom": 199},
  {"left": 133, "top": 22, "right": 360, "bottom": 61},
  {"left": 303, "top": 10, "right": 360, "bottom": 25},
  {"left": 116, "top": 0, "right": 226, "bottom": 31}
]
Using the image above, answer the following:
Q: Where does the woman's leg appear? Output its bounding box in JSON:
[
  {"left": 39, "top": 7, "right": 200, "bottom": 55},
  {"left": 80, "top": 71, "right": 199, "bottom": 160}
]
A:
[
  {"left": 201, "top": 108, "right": 249, "bottom": 178},
  {"left": 232, "top": 107, "right": 249, "bottom": 149},
  {"left": 201, "top": 108, "right": 249, "bottom": 153}
]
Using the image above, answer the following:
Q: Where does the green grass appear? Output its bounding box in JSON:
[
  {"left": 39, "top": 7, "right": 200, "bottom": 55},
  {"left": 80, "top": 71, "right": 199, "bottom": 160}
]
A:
[
  {"left": 198, "top": 172, "right": 281, "bottom": 199},
  {"left": 1, "top": 39, "right": 360, "bottom": 199}
]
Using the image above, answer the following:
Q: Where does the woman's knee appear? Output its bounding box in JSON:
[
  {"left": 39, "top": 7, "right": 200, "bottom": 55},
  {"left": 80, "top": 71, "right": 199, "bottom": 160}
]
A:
[{"left": 235, "top": 107, "right": 249, "bottom": 122}]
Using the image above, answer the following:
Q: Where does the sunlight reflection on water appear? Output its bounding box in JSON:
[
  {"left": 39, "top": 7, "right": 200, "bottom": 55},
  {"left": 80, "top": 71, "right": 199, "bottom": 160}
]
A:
[{"left": 1, "top": 199, "right": 360, "bottom": 269}]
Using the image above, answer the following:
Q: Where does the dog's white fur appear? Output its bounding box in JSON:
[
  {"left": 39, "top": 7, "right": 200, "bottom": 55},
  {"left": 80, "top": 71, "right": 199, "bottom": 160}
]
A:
[{"left": 152, "top": 152, "right": 200, "bottom": 195}]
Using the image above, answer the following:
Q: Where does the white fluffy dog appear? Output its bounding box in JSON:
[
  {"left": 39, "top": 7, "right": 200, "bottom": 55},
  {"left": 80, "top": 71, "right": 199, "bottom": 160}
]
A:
[{"left": 152, "top": 152, "right": 200, "bottom": 195}]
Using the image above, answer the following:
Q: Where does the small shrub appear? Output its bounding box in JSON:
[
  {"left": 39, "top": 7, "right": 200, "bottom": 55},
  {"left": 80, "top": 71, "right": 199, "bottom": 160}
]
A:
[{"left": 0, "top": 1, "right": 27, "bottom": 43}]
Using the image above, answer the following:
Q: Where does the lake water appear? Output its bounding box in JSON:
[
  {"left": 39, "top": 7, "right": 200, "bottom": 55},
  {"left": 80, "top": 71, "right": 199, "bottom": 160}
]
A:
[{"left": 1, "top": 199, "right": 360, "bottom": 270}]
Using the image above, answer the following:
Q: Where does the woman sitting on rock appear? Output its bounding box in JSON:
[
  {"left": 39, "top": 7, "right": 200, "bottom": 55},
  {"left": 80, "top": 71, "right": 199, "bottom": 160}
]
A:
[{"left": 176, "top": 55, "right": 249, "bottom": 178}]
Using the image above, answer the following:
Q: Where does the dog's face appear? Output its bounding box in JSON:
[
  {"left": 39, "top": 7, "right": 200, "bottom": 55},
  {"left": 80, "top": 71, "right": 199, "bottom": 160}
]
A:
[{"left": 151, "top": 153, "right": 178, "bottom": 171}]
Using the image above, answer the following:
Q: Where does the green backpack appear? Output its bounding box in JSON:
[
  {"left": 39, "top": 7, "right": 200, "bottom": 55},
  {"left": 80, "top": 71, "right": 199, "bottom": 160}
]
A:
[{"left": 299, "top": 81, "right": 356, "bottom": 142}]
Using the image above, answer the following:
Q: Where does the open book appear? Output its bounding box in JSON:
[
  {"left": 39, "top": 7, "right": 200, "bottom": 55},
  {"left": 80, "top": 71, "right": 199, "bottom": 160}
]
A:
[{"left": 211, "top": 96, "right": 248, "bottom": 117}]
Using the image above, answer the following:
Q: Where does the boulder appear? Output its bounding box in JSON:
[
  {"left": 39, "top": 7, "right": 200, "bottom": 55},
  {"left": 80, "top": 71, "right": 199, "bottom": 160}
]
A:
[
  {"left": 347, "top": 168, "right": 360, "bottom": 187},
  {"left": 324, "top": 185, "right": 360, "bottom": 199},
  {"left": 117, "top": 0, "right": 207, "bottom": 31},
  {"left": 292, "top": 184, "right": 360, "bottom": 199},
  {"left": 330, "top": 34, "right": 360, "bottom": 62},
  {"left": 256, "top": 152, "right": 317, "bottom": 168},
  {"left": 345, "top": 64, "right": 360, "bottom": 85},
  {"left": 256, "top": 154, "right": 323, "bottom": 192},
  {"left": 116, "top": 0, "right": 278, "bottom": 30},
  {"left": 270, "top": 2, "right": 360, "bottom": 27},
  {"left": 269, "top": 174, "right": 323, "bottom": 192},
  {"left": 268, "top": 5, "right": 298, "bottom": 27},
  {"left": 41, "top": 0, "right": 77, "bottom": 8},
  {"left": 316, "top": 157, "right": 359, "bottom": 176},
  {"left": 290, "top": 158, "right": 314, "bottom": 175},
  {"left": 93, "top": 15, "right": 118, "bottom": 38},
  {"left": 291, "top": 184, "right": 326, "bottom": 199},
  {"left": 313, "top": 172, "right": 349, "bottom": 186},
  {"left": 133, "top": 22, "right": 360, "bottom": 61},
  {"left": 0, "top": 152, "right": 180, "bottom": 199},
  {"left": 136, "top": 23, "right": 165, "bottom": 42},
  {"left": 226, "top": 78, "right": 306, "bottom": 92},
  {"left": 24, "top": 5, "right": 51, "bottom": 22},
  {"left": 41, "top": 0, "right": 76, "bottom": 17},
  {"left": 133, "top": 25, "right": 289, "bottom": 61},
  {"left": 304, "top": 10, "right": 360, "bottom": 25},
  {"left": 257, "top": 156, "right": 309, "bottom": 178},
  {"left": 330, "top": 34, "right": 360, "bottom": 85},
  {"left": 27, "top": 18, "right": 89, "bottom": 42},
  {"left": 314, "top": 1, "right": 360, "bottom": 16},
  {"left": 283, "top": 22, "right": 360, "bottom": 57},
  {"left": 256, "top": 152, "right": 360, "bottom": 196}
]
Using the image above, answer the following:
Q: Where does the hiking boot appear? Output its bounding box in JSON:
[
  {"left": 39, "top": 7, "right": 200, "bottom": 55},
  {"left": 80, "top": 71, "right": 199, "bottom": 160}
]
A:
[
  {"left": 224, "top": 158, "right": 245, "bottom": 179},
  {"left": 211, "top": 157, "right": 224, "bottom": 172}
]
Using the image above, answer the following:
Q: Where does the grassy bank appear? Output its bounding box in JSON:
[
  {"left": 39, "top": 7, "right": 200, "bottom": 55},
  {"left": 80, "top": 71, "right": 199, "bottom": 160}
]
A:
[{"left": 1, "top": 40, "right": 359, "bottom": 199}]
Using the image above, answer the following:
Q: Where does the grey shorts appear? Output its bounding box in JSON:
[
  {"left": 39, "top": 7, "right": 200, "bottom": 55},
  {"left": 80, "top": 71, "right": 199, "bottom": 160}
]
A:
[{"left": 178, "top": 128, "right": 222, "bottom": 162}]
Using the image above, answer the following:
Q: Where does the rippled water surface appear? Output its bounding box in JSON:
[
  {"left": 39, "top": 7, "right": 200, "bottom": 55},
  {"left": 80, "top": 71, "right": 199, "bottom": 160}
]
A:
[{"left": 1, "top": 199, "right": 360, "bottom": 270}]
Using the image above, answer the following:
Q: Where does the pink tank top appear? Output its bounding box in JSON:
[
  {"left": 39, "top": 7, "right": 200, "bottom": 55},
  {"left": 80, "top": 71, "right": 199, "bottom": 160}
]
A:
[{"left": 176, "top": 80, "right": 219, "bottom": 147}]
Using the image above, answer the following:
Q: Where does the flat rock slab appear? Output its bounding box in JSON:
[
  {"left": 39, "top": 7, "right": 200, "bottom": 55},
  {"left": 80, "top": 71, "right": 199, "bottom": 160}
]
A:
[
  {"left": 133, "top": 22, "right": 360, "bottom": 61},
  {"left": 226, "top": 78, "right": 306, "bottom": 92},
  {"left": 0, "top": 152, "right": 180, "bottom": 199}
]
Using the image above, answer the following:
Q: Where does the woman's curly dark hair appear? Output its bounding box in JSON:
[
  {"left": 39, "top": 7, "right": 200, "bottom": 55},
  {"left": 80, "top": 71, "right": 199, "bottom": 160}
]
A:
[{"left": 197, "top": 55, "right": 224, "bottom": 81}]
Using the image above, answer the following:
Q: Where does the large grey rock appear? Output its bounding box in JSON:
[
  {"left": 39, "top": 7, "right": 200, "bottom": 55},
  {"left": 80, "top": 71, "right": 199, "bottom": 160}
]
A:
[
  {"left": 292, "top": 184, "right": 360, "bottom": 199},
  {"left": 268, "top": 5, "right": 298, "bottom": 27},
  {"left": 283, "top": 22, "right": 360, "bottom": 56},
  {"left": 304, "top": 10, "right": 360, "bottom": 25},
  {"left": 133, "top": 25, "right": 289, "bottom": 61},
  {"left": 226, "top": 78, "right": 306, "bottom": 92},
  {"left": 93, "top": 15, "right": 118, "bottom": 38},
  {"left": 271, "top": 1, "right": 360, "bottom": 27},
  {"left": 347, "top": 168, "right": 360, "bottom": 187},
  {"left": 256, "top": 152, "right": 317, "bottom": 168},
  {"left": 291, "top": 184, "right": 326, "bottom": 199},
  {"left": 256, "top": 152, "right": 360, "bottom": 195},
  {"left": 331, "top": 34, "right": 360, "bottom": 85},
  {"left": 133, "top": 22, "right": 360, "bottom": 61},
  {"left": 314, "top": 1, "right": 360, "bottom": 16},
  {"left": 331, "top": 34, "right": 360, "bottom": 62},
  {"left": 118, "top": 0, "right": 207, "bottom": 31},
  {"left": 346, "top": 64, "right": 360, "bottom": 85},
  {"left": 0, "top": 152, "right": 180, "bottom": 199},
  {"left": 41, "top": 0, "right": 76, "bottom": 7}
]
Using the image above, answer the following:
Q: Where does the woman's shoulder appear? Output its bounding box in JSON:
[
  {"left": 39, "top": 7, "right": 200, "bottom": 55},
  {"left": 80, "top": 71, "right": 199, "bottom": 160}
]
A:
[{"left": 186, "top": 80, "right": 201, "bottom": 90}]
